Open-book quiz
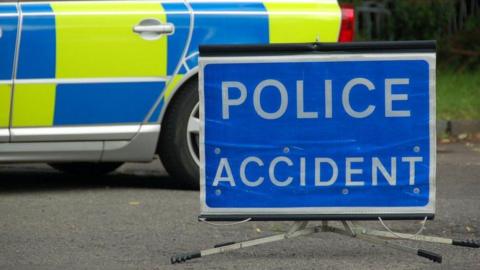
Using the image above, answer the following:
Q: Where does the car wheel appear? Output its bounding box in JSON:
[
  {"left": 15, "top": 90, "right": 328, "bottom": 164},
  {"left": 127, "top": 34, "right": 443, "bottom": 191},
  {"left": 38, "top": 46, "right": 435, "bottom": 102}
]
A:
[
  {"left": 158, "top": 78, "right": 200, "bottom": 189},
  {"left": 49, "top": 162, "right": 123, "bottom": 175}
]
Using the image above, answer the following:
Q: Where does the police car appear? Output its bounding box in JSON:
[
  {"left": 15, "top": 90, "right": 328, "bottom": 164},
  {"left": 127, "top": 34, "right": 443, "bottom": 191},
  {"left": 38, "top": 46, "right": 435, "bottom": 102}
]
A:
[{"left": 0, "top": 0, "right": 354, "bottom": 188}]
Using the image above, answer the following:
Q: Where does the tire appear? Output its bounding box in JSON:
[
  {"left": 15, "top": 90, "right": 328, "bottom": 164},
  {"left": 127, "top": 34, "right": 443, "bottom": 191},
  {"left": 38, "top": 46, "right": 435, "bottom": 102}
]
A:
[
  {"left": 49, "top": 162, "right": 123, "bottom": 175},
  {"left": 158, "top": 78, "right": 199, "bottom": 189}
]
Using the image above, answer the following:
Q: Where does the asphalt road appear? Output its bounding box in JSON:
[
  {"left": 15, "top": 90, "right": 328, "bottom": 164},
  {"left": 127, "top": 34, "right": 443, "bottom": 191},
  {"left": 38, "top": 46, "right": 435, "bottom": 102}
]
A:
[{"left": 0, "top": 143, "right": 479, "bottom": 270}]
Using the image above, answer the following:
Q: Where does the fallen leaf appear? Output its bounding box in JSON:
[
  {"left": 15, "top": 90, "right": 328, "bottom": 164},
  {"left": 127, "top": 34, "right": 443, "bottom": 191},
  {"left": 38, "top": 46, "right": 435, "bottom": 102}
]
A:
[
  {"left": 458, "top": 133, "right": 468, "bottom": 140},
  {"left": 440, "top": 138, "right": 451, "bottom": 144}
]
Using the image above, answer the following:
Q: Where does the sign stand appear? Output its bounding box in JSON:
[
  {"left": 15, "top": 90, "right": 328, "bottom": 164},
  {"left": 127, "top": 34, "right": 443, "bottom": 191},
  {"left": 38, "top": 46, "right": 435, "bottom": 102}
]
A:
[{"left": 171, "top": 220, "right": 478, "bottom": 264}]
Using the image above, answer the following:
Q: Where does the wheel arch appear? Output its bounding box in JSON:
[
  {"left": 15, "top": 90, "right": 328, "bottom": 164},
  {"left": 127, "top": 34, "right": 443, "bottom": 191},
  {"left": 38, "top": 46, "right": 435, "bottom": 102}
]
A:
[
  {"left": 158, "top": 68, "right": 198, "bottom": 141},
  {"left": 155, "top": 68, "right": 200, "bottom": 188},
  {"left": 156, "top": 67, "right": 198, "bottom": 154}
]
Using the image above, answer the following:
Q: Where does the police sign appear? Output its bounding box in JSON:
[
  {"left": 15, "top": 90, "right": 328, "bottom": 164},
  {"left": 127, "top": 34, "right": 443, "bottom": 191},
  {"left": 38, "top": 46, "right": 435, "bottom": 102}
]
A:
[{"left": 199, "top": 42, "right": 436, "bottom": 220}]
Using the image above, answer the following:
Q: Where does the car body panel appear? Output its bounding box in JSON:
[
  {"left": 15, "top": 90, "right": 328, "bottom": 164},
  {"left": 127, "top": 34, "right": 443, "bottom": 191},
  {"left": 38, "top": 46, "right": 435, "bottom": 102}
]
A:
[
  {"left": 52, "top": 2, "right": 168, "bottom": 79},
  {"left": 12, "top": 1, "right": 176, "bottom": 130},
  {"left": 264, "top": 1, "right": 341, "bottom": 43}
]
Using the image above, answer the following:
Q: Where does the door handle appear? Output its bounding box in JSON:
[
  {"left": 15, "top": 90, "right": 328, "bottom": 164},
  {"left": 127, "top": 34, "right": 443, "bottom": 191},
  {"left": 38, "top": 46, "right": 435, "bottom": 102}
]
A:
[
  {"left": 133, "top": 19, "right": 174, "bottom": 40},
  {"left": 133, "top": 24, "right": 174, "bottom": 34}
]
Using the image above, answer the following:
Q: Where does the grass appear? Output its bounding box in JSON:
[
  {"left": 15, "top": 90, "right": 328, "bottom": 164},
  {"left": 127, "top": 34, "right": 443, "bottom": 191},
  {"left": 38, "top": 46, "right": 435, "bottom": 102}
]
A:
[{"left": 437, "top": 69, "right": 480, "bottom": 120}]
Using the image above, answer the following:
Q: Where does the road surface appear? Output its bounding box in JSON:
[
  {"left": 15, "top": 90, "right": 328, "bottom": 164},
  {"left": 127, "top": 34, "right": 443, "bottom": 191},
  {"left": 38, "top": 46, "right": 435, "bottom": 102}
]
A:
[{"left": 0, "top": 143, "right": 479, "bottom": 269}]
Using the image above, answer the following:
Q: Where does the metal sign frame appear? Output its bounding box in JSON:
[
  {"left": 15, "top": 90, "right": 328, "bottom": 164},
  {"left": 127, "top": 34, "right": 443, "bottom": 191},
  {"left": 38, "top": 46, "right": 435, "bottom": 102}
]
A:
[{"left": 198, "top": 41, "right": 436, "bottom": 221}]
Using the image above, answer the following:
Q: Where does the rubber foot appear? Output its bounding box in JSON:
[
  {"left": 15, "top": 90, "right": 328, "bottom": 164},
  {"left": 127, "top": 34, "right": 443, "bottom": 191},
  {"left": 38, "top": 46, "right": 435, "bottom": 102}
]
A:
[
  {"left": 417, "top": 249, "right": 442, "bottom": 263},
  {"left": 452, "top": 239, "right": 480, "bottom": 248},
  {"left": 170, "top": 252, "right": 201, "bottom": 264}
]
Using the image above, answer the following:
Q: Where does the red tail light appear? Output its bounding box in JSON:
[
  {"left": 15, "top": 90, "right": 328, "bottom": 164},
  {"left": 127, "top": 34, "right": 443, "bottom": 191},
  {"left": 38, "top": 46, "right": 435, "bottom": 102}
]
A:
[{"left": 338, "top": 3, "right": 355, "bottom": 42}]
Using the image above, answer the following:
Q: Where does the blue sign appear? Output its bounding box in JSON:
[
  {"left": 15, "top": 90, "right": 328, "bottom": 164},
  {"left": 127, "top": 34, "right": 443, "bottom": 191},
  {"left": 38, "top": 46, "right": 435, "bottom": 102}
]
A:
[{"left": 200, "top": 53, "right": 435, "bottom": 218}]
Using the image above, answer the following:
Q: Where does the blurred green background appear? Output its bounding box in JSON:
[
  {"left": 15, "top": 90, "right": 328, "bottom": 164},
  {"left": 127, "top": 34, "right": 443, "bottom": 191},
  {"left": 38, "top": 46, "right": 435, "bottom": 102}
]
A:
[{"left": 340, "top": 0, "right": 480, "bottom": 120}]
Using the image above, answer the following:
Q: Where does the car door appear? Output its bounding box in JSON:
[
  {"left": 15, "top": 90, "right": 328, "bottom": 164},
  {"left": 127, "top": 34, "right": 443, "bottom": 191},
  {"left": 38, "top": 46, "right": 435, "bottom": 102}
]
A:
[
  {"left": 11, "top": 0, "right": 189, "bottom": 142},
  {"left": 0, "top": 2, "right": 18, "bottom": 142}
]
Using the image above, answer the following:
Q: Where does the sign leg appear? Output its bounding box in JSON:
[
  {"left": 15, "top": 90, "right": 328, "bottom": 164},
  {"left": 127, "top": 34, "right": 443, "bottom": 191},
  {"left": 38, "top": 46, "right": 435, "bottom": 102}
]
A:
[
  {"left": 349, "top": 225, "right": 479, "bottom": 248},
  {"left": 171, "top": 221, "right": 317, "bottom": 264},
  {"left": 326, "top": 221, "right": 442, "bottom": 263}
]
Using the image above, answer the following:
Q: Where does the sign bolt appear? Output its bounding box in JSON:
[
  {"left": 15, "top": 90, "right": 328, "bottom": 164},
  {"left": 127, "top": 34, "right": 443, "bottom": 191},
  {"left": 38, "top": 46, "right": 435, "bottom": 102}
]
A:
[
  {"left": 283, "top": 147, "right": 290, "bottom": 154},
  {"left": 342, "top": 188, "right": 349, "bottom": 195},
  {"left": 214, "top": 147, "right": 221, "bottom": 154},
  {"left": 413, "top": 187, "right": 420, "bottom": 194}
]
